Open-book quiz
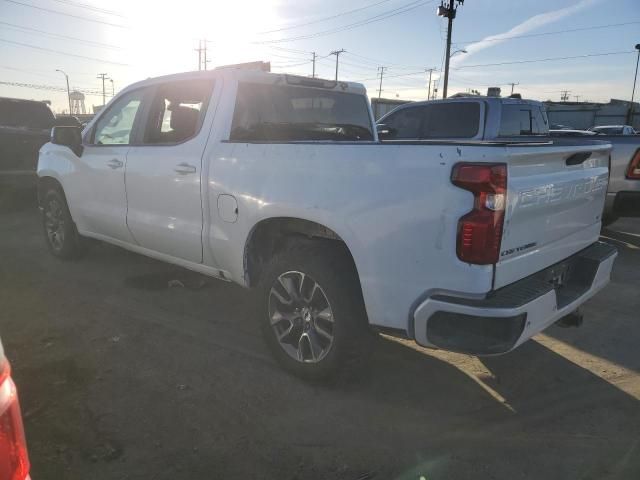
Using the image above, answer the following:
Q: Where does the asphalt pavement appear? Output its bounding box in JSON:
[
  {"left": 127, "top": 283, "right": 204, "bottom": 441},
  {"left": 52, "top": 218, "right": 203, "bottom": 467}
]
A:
[{"left": 1, "top": 198, "right": 639, "bottom": 480}]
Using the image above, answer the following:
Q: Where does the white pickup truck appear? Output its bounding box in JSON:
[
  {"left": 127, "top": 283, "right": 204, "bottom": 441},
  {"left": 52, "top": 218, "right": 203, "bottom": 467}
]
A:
[{"left": 38, "top": 63, "right": 617, "bottom": 379}]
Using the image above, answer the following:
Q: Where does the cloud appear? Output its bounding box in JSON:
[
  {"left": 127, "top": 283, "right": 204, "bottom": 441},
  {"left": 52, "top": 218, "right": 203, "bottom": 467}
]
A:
[{"left": 451, "top": 0, "right": 602, "bottom": 68}]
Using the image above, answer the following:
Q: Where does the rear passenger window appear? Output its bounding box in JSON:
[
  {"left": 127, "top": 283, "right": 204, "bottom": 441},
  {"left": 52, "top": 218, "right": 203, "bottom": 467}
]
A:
[
  {"left": 383, "top": 103, "right": 480, "bottom": 139},
  {"left": 143, "top": 79, "right": 214, "bottom": 145},
  {"left": 421, "top": 103, "right": 480, "bottom": 138},
  {"left": 500, "top": 105, "right": 548, "bottom": 136}
]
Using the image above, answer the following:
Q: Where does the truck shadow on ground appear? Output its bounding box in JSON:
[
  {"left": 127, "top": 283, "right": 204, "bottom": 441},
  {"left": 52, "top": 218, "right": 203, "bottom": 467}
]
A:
[
  {"left": 541, "top": 220, "right": 640, "bottom": 376},
  {"left": 2, "top": 209, "right": 639, "bottom": 479}
]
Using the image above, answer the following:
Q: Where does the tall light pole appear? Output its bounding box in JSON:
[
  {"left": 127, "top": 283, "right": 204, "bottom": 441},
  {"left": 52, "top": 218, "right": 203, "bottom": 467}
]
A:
[
  {"left": 437, "top": 0, "right": 465, "bottom": 99},
  {"left": 628, "top": 43, "right": 640, "bottom": 125},
  {"left": 109, "top": 78, "right": 115, "bottom": 97},
  {"left": 55, "top": 69, "right": 72, "bottom": 115}
]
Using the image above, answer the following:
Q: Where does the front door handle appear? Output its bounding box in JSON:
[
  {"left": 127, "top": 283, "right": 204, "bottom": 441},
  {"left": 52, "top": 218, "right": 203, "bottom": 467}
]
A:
[
  {"left": 174, "top": 163, "right": 197, "bottom": 175},
  {"left": 107, "top": 158, "right": 123, "bottom": 169}
]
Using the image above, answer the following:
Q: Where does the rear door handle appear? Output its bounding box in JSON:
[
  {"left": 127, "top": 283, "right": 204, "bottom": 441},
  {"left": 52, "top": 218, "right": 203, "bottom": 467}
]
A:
[
  {"left": 566, "top": 152, "right": 592, "bottom": 166},
  {"left": 174, "top": 163, "right": 197, "bottom": 175},
  {"left": 107, "top": 158, "right": 123, "bottom": 169}
]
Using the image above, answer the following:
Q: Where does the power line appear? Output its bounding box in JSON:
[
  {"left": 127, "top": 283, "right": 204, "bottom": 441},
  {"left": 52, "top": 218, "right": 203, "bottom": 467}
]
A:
[
  {"left": 353, "top": 51, "right": 636, "bottom": 81},
  {"left": 0, "top": 80, "right": 108, "bottom": 97},
  {"left": 452, "top": 51, "right": 635, "bottom": 69},
  {"left": 256, "top": 0, "right": 433, "bottom": 44},
  {"left": 0, "top": 21, "right": 123, "bottom": 50},
  {"left": 259, "top": 0, "right": 394, "bottom": 34},
  {"left": 455, "top": 20, "right": 640, "bottom": 45},
  {"left": 0, "top": 37, "right": 129, "bottom": 66},
  {"left": 1, "top": 0, "right": 127, "bottom": 28},
  {"left": 47, "top": 0, "right": 125, "bottom": 17}
]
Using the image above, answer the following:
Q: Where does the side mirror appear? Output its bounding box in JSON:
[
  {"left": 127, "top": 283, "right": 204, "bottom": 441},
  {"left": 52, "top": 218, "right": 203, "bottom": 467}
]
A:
[
  {"left": 376, "top": 124, "right": 397, "bottom": 140},
  {"left": 51, "top": 126, "right": 83, "bottom": 157}
]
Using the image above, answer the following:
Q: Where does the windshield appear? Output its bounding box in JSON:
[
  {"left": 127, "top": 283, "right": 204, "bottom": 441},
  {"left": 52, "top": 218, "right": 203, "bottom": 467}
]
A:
[{"left": 230, "top": 82, "right": 373, "bottom": 141}]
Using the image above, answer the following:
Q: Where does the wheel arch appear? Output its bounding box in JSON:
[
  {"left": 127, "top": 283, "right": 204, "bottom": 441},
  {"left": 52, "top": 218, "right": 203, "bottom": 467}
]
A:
[
  {"left": 243, "top": 217, "right": 362, "bottom": 291},
  {"left": 37, "top": 175, "right": 65, "bottom": 207}
]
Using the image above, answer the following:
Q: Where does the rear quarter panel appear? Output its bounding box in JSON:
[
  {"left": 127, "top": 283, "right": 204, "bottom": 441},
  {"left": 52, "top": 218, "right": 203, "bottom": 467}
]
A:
[{"left": 203, "top": 140, "right": 499, "bottom": 332}]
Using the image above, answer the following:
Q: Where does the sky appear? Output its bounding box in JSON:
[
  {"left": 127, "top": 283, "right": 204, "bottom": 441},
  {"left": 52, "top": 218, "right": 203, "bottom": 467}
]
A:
[{"left": 0, "top": 0, "right": 638, "bottom": 113}]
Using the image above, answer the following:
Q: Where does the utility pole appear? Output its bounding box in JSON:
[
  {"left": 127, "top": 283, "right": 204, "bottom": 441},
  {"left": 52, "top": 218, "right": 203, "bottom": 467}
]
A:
[
  {"left": 195, "top": 40, "right": 203, "bottom": 70},
  {"left": 203, "top": 39, "right": 208, "bottom": 70},
  {"left": 437, "top": 0, "right": 464, "bottom": 99},
  {"left": 312, "top": 52, "right": 317, "bottom": 78},
  {"left": 508, "top": 82, "right": 519, "bottom": 95},
  {"left": 97, "top": 73, "right": 108, "bottom": 106},
  {"left": 55, "top": 69, "right": 71, "bottom": 114},
  {"left": 574, "top": 95, "right": 581, "bottom": 102},
  {"left": 628, "top": 43, "right": 640, "bottom": 124},
  {"left": 560, "top": 90, "right": 570, "bottom": 102},
  {"left": 426, "top": 68, "right": 437, "bottom": 100},
  {"left": 377, "top": 66, "right": 387, "bottom": 99},
  {"left": 330, "top": 49, "right": 346, "bottom": 81}
]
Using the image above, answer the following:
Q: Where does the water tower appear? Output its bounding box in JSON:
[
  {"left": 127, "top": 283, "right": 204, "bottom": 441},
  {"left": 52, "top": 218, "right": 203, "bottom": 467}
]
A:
[{"left": 69, "top": 90, "right": 86, "bottom": 115}]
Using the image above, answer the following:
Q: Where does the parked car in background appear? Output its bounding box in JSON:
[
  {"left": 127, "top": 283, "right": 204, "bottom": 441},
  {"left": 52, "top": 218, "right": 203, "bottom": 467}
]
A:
[
  {"left": 550, "top": 128, "right": 640, "bottom": 224},
  {"left": 376, "top": 96, "right": 550, "bottom": 140},
  {"left": 0, "top": 97, "right": 78, "bottom": 194},
  {"left": 589, "top": 125, "right": 637, "bottom": 135},
  {"left": 379, "top": 98, "right": 639, "bottom": 226},
  {"left": 0, "top": 336, "right": 31, "bottom": 480},
  {"left": 38, "top": 65, "right": 616, "bottom": 379}
]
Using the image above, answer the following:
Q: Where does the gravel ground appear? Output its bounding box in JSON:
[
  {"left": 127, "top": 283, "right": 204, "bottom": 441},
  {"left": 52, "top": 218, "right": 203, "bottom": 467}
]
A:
[{"left": 1, "top": 197, "right": 639, "bottom": 480}]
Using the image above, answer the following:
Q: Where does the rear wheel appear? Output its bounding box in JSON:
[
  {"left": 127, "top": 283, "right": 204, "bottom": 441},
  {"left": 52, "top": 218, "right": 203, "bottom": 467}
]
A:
[
  {"left": 42, "top": 188, "right": 84, "bottom": 259},
  {"left": 258, "top": 240, "right": 368, "bottom": 380}
]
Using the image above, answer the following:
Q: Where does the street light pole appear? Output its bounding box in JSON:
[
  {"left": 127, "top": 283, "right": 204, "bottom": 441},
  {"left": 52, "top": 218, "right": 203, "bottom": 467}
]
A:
[
  {"left": 629, "top": 43, "right": 640, "bottom": 125},
  {"left": 55, "top": 69, "right": 72, "bottom": 115},
  {"left": 109, "top": 78, "right": 115, "bottom": 97},
  {"left": 438, "top": 0, "right": 464, "bottom": 99}
]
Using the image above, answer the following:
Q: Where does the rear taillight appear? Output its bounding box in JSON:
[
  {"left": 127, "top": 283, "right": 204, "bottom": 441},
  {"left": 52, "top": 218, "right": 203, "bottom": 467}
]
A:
[
  {"left": 626, "top": 149, "right": 640, "bottom": 179},
  {"left": 452, "top": 163, "right": 507, "bottom": 265},
  {"left": 0, "top": 360, "right": 30, "bottom": 480}
]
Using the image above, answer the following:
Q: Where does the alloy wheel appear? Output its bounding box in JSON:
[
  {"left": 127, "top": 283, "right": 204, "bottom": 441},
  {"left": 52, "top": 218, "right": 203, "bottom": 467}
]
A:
[{"left": 268, "top": 270, "right": 335, "bottom": 363}]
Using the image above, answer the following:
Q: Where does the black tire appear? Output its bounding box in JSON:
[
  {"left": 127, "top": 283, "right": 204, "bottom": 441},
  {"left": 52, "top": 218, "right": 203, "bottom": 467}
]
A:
[
  {"left": 258, "top": 239, "right": 369, "bottom": 381},
  {"left": 42, "top": 187, "right": 84, "bottom": 259}
]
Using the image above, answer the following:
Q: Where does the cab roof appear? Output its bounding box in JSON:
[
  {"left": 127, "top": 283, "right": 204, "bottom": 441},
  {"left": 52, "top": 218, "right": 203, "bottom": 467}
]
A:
[{"left": 122, "top": 62, "right": 367, "bottom": 96}]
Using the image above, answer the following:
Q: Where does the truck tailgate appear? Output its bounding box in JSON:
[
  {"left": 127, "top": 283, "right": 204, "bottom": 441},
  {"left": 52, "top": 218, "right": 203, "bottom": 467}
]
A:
[{"left": 495, "top": 142, "right": 611, "bottom": 289}]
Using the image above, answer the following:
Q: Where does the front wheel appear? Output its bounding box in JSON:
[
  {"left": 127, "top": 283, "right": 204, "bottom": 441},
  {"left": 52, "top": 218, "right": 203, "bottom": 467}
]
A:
[
  {"left": 42, "top": 188, "right": 84, "bottom": 259},
  {"left": 258, "top": 241, "right": 368, "bottom": 380}
]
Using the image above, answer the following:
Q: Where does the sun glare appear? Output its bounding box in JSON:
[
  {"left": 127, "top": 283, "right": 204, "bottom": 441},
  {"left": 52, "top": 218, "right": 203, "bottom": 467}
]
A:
[{"left": 110, "top": 0, "right": 283, "bottom": 82}]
